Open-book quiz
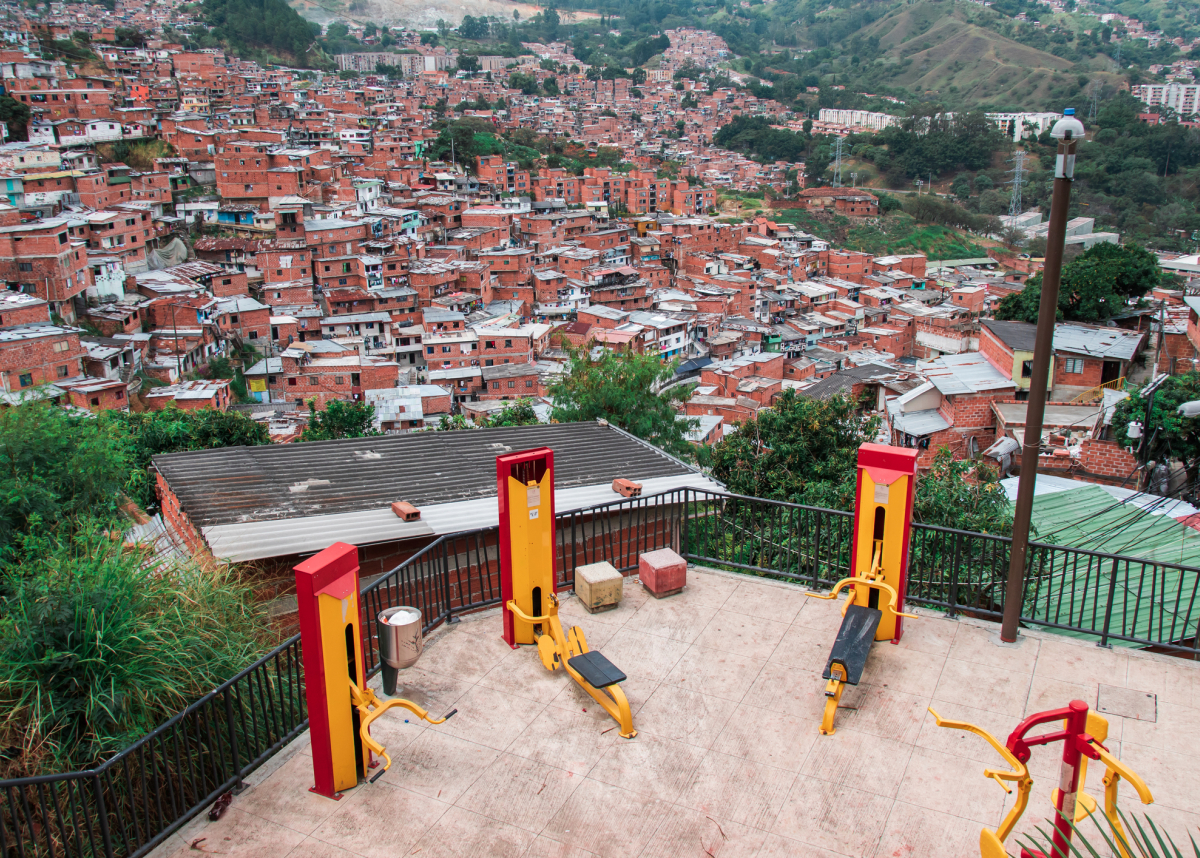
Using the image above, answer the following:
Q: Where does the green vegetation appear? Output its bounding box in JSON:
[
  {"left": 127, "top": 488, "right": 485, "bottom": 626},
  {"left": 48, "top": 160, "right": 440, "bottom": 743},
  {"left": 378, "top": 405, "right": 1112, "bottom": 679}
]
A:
[
  {"left": 107, "top": 407, "right": 270, "bottom": 511},
  {"left": 708, "top": 390, "right": 1012, "bottom": 533},
  {"left": 436, "top": 399, "right": 541, "bottom": 430},
  {"left": 1018, "top": 810, "right": 1200, "bottom": 858},
  {"left": 0, "top": 529, "right": 261, "bottom": 773},
  {"left": 548, "top": 345, "right": 697, "bottom": 459},
  {"left": 1113, "top": 372, "right": 1200, "bottom": 487},
  {"left": 770, "top": 208, "right": 991, "bottom": 259},
  {"left": 0, "top": 403, "right": 269, "bottom": 775},
  {"left": 0, "top": 92, "right": 30, "bottom": 141},
  {"left": 995, "top": 242, "right": 1163, "bottom": 324},
  {"left": 199, "top": 0, "right": 322, "bottom": 65},
  {"left": 96, "top": 139, "right": 176, "bottom": 171},
  {"left": 301, "top": 399, "right": 379, "bottom": 441}
]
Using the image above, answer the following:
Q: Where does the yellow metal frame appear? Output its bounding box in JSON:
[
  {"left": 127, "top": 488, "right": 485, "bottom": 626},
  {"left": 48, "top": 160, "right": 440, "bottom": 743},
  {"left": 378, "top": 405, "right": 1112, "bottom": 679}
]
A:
[
  {"left": 807, "top": 541, "right": 918, "bottom": 735},
  {"left": 507, "top": 594, "right": 637, "bottom": 738},
  {"left": 348, "top": 680, "right": 454, "bottom": 781},
  {"left": 927, "top": 708, "right": 1153, "bottom": 858}
]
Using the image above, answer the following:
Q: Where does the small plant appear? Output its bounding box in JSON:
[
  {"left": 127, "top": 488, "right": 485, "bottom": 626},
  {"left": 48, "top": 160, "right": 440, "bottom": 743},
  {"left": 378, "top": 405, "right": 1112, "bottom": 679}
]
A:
[{"left": 1017, "top": 810, "right": 1200, "bottom": 858}]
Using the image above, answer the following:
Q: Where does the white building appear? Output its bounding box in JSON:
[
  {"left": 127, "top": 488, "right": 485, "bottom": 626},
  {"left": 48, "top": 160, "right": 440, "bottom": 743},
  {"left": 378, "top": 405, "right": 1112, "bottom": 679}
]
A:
[
  {"left": 985, "top": 112, "right": 1061, "bottom": 142},
  {"left": 1131, "top": 83, "right": 1200, "bottom": 116},
  {"left": 816, "top": 109, "right": 900, "bottom": 131}
]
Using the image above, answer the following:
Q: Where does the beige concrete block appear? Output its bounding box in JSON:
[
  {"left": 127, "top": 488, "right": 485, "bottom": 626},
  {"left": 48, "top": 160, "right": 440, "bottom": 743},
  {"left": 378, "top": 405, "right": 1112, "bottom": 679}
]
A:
[{"left": 574, "top": 561, "right": 623, "bottom": 613}]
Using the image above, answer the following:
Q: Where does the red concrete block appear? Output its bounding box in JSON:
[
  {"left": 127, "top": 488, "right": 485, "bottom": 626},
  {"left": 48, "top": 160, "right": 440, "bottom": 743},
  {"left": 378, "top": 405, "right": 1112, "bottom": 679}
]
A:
[{"left": 639, "top": 548, "right": 686, "bottom": 598}]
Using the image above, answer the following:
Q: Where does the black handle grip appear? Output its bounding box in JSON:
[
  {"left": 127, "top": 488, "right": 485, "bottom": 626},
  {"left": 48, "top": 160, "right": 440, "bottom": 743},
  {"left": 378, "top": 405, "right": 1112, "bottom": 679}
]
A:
[
  {"left": 369, "top": 766, "right": 387, "bottom": 784},
  {"left": 441, "top": 708, "right": 458, "bottom": 721}
]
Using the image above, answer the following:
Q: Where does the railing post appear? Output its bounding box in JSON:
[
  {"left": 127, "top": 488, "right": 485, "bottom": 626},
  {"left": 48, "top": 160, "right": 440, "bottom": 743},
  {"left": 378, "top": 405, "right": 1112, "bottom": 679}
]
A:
[
  {"left": 224, "top": 689, "right": 246, "bottom": 793},
  {"left": 680, "top": 488, "right": 688, "bottom": 559},
  {"left": 1098, "top": 556, "right": 1120, "bottom": 649},
  {"left": 93, "top": 773, "right": 114, "bottom": 858},
  {"left": 442, "top": 540, "right": 458, "bottom": 624},
  {"left": 948, "top": 532, "right": 961, "bottom": 619}
]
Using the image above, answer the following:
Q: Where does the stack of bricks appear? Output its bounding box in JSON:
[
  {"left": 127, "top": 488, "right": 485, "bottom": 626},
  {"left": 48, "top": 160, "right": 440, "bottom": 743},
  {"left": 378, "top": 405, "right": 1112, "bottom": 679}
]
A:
[{"left": 639, "top": 548, "right": 686, "bottom": 598}]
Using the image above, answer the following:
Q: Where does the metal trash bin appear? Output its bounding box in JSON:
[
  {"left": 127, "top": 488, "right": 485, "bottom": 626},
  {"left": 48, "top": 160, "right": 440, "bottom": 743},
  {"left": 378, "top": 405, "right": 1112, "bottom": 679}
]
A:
[{"left": 378, "top": 606, "right": 423, "bottom": 669}]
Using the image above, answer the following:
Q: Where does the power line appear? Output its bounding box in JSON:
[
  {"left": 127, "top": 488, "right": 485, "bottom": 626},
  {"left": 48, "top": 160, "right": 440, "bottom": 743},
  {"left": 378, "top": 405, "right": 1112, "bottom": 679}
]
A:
[{"left": 832, "top": 135, "right": 844, "bottom": 188}]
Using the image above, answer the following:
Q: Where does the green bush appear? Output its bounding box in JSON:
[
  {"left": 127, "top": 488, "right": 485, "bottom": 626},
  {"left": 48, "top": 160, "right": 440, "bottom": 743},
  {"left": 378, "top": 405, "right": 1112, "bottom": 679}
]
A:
[{"left": 0, "top": 527, "right": 262, "bottom": 772}]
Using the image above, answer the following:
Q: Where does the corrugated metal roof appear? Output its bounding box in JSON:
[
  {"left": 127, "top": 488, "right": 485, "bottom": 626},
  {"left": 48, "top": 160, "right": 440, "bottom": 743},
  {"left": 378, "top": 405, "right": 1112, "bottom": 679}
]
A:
[
  {"left": 202, "top": 473, "right": 721, "bottom": 562},
  {"left": 154, "top": 421, "right": 712, "bottom": 530},
  {"left": 921, "top": 352, "right": 1015, "bottom": 395},
  {"left": 1052, "top": 325, "right": 1143, "bottom": 360},
  {"left": 890, "top": 407, "right": 950, "bottom": 436},
  {"left": 1015, "top": 483, "right": 1200, "bottom": 648}
]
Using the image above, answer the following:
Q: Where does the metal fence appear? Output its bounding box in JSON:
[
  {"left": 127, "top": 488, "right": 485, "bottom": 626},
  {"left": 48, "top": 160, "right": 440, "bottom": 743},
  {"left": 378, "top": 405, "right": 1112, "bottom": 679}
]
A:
[{"left": 6, "top": 485, "right": 1200, "bottom": 858}]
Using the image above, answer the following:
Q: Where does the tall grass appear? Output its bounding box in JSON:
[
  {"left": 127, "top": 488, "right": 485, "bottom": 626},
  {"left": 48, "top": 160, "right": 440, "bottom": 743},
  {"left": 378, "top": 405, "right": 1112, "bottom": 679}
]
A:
[{"left": 0, "top": 527, "right": 264, "bottom": 776}]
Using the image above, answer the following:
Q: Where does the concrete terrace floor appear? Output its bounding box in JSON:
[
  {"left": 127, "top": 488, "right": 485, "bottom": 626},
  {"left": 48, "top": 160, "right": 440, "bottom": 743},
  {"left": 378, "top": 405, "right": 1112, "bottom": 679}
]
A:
[{"left": 156, "top": 567, "right": 1200, "bottom": 858}]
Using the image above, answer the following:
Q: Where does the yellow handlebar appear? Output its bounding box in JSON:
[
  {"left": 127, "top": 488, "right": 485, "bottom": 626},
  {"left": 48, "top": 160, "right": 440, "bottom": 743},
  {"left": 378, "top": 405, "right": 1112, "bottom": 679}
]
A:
[
  {"left": 506, "top": 597, "right": 557, "bottom": 625},
  {"left": 807, "top": 577, "right": 918, "bottom": 621},
  {"left": 349, "top": 680, "right": 458, "bottom": 782},
  {"left": 929, "top": 707, "right": 1032, "bottom": 842}
]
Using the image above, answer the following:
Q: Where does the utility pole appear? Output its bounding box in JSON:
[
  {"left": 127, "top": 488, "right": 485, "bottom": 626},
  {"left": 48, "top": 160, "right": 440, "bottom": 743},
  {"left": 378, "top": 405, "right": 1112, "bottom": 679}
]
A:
[
  {"left": 171, "top": 303, "right": 183, "bottom": 381},
  {"left": 1008, "top": 149, "right": 1026, "bottom": 220},
  {"left": 832, "top": 136, "right": 844, "bottom": 188},
  {"left": 1001, "top": 108, "right": 1086, "bottom": 645}
]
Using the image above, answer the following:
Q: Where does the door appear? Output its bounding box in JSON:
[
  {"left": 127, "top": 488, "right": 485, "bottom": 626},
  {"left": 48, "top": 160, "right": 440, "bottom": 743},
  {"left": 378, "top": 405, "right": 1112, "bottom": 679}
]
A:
[{"left": 1101, "top": 360, "right": 1121, "bottom": 384}]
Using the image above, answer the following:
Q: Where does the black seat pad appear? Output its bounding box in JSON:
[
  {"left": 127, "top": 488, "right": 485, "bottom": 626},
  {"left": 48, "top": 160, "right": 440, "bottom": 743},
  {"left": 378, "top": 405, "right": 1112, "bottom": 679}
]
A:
[
  {"left": 568, "top": 650, "right": 627, "bottom": 688},
  {"left": 822, "top": 604, "right": 882, "bottom": 686}
]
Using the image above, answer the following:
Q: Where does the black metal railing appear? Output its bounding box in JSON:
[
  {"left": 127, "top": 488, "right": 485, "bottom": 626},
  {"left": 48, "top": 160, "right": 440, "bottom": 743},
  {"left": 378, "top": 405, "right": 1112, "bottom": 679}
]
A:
[{"left": 6, "top": 485, "right": 1200, "bottom": 858}]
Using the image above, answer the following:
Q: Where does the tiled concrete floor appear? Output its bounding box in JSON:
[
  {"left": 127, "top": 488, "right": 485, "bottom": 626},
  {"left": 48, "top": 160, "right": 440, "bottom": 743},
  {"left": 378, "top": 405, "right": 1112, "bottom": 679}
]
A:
[{"left": 157, "top": 567, "right": 1200, "bottom": 858}]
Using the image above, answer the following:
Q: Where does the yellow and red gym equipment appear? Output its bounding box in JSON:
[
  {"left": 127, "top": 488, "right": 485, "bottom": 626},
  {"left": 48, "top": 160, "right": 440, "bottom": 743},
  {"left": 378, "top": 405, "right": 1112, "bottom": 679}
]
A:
[
  {"left": 295, "top": 542, "right": 455, "bottom": 799},
  {"left": 498, "top": 447, "right": 637, "bottom": 739},
  {"left": 806, "top": 443, "right": 919, "bottom": 735},
  {"left": 929, "top": 700, "right": 1153, "bottom": 858}
]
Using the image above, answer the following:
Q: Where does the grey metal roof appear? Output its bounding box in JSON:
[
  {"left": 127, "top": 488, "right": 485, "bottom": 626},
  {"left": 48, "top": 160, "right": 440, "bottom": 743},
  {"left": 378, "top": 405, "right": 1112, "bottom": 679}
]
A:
[
  {"left": 153, "top": 421, "right": 707, "bottom": 530},
  {"left": 981, "top": 319, "right": 1038, "bottom": 352},
  {"left": 1052, "top": 324, "right": 1143, "bottom": 360},
  {"left": 890, "top": 407, "right": 950, "bottom": 436},
  {"left": 921, "top": 352, "right": 1015, "bottom": 395}
]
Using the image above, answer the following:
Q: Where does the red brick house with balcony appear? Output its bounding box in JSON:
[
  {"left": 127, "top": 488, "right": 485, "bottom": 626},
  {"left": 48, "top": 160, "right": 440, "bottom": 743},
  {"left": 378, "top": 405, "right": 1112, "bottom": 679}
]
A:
[{"left": 0, "top": 217, "right": 89, "bottom": 320}]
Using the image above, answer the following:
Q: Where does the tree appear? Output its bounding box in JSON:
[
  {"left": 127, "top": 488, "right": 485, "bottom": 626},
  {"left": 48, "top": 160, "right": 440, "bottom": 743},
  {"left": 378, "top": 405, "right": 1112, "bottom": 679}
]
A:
[
  {"left": 0, "top": 93, "right": 31, "bottom": 141},
  {"left": 1112, "top": 372, "right": 1200, "bottom": 487},
  {"left": 302, "top": 399, "right": 379, "bottom": 441},
  {"left": 543, "top": 77, "right": 559, "bottom": 96},
  {"left": 995, "top": 242, "right": 1162, "bottom": 324},
  {"left": 420, "top": 32, "right": 439, "bottom": 46},
  {"left": 458, "top": 14, "right": 487, "bottom": 39},
  {"left": 709, "top": 390, "right": 1012, "bottom": 532},
  {"left": 486, "top": 399, "right": 540, "bottom": 427},
  {"left": 457, "top": 54, "right": 480, "bottom": 73},
  {"left": 106, "top": 407, "right": 270, "bottom": 510},
  {"left": 548, "top": 346, "right": 697, "bottom": 459},
  {"left": 630, "top": 67, "right": 646, "bottom": 85},
  {"left": 0, "top": 404, "right": 129, "bottom": 551},
  {"left": 542, "top": 7, "right": 559, "bottom": 41}
]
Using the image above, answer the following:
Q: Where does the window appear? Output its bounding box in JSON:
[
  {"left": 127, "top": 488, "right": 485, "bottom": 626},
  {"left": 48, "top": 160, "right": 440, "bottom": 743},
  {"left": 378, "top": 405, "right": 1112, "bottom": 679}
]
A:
[
  {"left": 426, "top": 346, "right": 434, "bottom": 354},
  {"left": 53, "top": 341, "right": 69, "bottom": 353},
  {"left": 308, "top": 377, "right": 318, "bottom": 385},
  {"left": 485, "top": 340, "right": 496, "bottom": 349},
  {"left": 288, "top": 377, "right": 297, "bottom": 386},
  {"left": 505, "top": 339, "right": 513, "bottom": 348},
  {"left": 1063, "top": 358, "right": 1084, "bottom": 374},
  {"left": 17, "top": 262, "right": 31, "bottom": 272},
  {"left": 508, "top": 380, "right": 515, "bottom": 389},
  {"left": 1021, "top": 360, "right": 1033, "bottom": 379},
  {"left": 115, "top": 389, "right": 124, "bottom": 400},
  {"left": 526, "top": 380, "right": 534, "bottom": 388},
  {"left": 18, "top": 373, "right": 31, "bottom": 388},
  {"left": 442, "top": 346, "right": 451, "bottom": 353},
  {"left": 492, "top": 382, "right": 500, "bottom": 390},
  {"left": 335, "top": 376, "right": 344, "bottom": 384},
  {"left": 57, "top": 365, "right": 69, "bottom": 378}
]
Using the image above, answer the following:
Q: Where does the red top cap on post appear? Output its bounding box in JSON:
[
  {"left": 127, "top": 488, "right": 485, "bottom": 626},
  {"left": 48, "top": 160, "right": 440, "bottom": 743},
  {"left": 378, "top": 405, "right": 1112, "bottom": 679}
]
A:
[
  {"left": 295, "top": 541, "right": 359, "bottom": 598},
  {"left": 857, "top": 443, "right": 918, "bottom": 486}
]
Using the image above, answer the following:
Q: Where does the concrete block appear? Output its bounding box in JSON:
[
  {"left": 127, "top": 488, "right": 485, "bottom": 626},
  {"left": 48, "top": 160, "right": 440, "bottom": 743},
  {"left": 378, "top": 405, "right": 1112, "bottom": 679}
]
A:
[
  {"left": 575, "top": 561, "right": 623, "bottom": 613},
  {"left": 639, "top": 548, "right": 686, "bottom": 598}
]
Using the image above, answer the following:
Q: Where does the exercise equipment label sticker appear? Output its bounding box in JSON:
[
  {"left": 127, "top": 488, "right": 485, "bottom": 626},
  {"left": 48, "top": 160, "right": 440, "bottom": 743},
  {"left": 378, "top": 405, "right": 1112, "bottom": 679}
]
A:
[{"left": 874, "top": 483, "right": 890, "bottom": 504}]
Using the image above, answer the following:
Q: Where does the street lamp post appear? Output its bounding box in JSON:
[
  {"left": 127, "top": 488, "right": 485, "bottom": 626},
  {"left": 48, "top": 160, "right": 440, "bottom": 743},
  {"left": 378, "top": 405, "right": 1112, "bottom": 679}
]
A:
[{"left": 1000, "top": 108, "right": 1086, "bottom": 644}]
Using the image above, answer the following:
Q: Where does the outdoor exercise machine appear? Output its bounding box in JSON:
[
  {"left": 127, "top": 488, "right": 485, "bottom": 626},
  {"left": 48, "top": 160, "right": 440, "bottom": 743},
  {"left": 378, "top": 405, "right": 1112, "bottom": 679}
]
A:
[
  {"left": 806, "top": 443, "right": 919, "bottom": 735},
  {"left": 498, "top": 447, "right": 637, "bottom": 738},
  {"left": 929, "top": 699, "right": 1153, "bottom": 858},
  {"left": 295, "top": 542, "right": 456, "bottom": 799}
]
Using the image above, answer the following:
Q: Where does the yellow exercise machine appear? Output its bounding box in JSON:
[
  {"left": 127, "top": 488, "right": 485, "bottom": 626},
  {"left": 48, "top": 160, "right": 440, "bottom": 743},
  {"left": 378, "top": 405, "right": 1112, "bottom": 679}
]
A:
[
  {"left": 928, "top": 700, "right": 1153, "bottom": 858},
  {"left": 498, "top": 447, "right": 636, "bottom": 739},
  {"left": 348, "top": 679, "right": 455, "bottom": 783},
  {"left": 805, "top": 443, "right": 919, "bottom": 735},
  {"left": 295, "top": 542, "right": 456, "bottom": 798}
]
